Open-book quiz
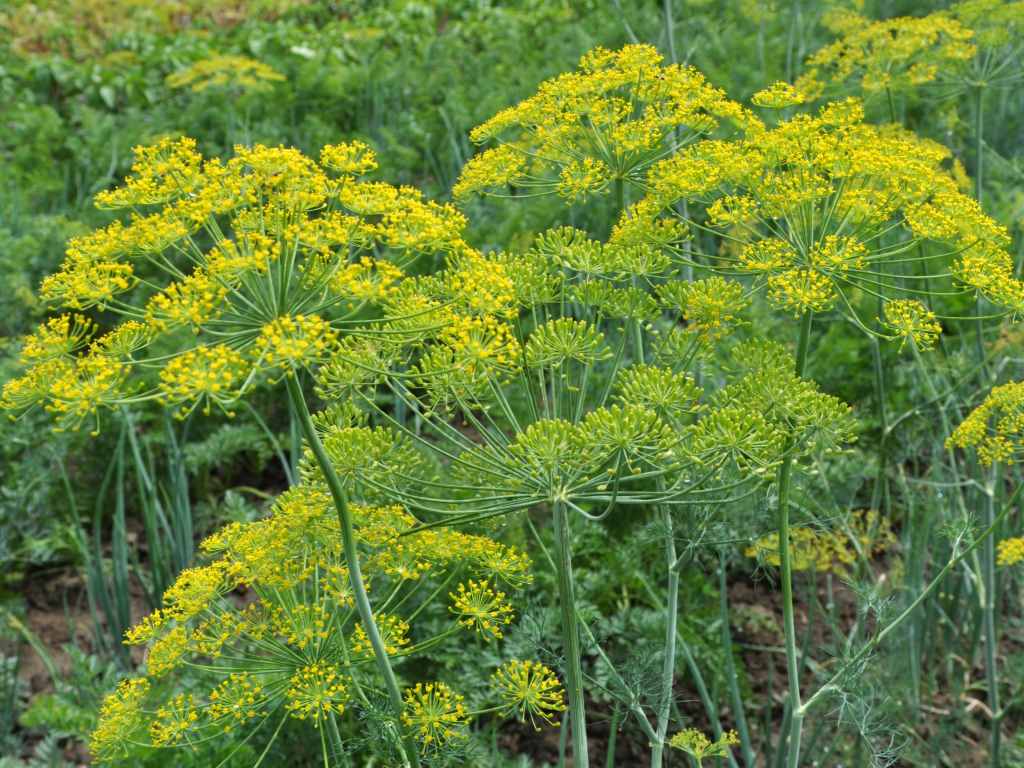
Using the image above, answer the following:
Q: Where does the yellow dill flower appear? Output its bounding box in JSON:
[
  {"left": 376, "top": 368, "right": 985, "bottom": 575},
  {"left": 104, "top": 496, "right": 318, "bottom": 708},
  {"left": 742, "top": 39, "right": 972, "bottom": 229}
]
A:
[
  {"left": 320, "top": 140, "right": 378, "bottom": 177},
  {"left": 669, "top": 728, "right": 740, "bottom": 764},
  {"left": 285, "top": 662, "right": 349, "bottom": 724},
  {"left": 159, "top": 345, "right": 249, "bottom": 416},
  {"left": 491, "top": 660, "right": 566, "bottom": 728},
  {"left": 89, "top": 678, "right": 150, "bottom": 760},
  {"left": 254, "top": 314, "right": 339, "bottom": 371},
  {"left": 351, "top": 614, "right": 410, "bottom": 657},
  {"left": 146, "top": 624, "right": 190, "bottom": 677},
  {"left": 149, "top": 693, "right": 198, "bottom": 747},
  {"left": 766, "top": 269, "right": 837, "bottom": 314},
  {"left": 161, "top": 562, "right": 230, "bottom": 623},
  {"left": 656, "top": 277, "right": 749, "bottom": 340},
  {"left": 948, "top": 381, "right": 1024, "bottom": 465},
  {"left": 456, "top": 44, "right": 757, "bottom": 201},
  {"left": 752, "top": 81, "right": 805, "bottom": 108},
  {"left": 629, "top": 98, "right": 1021, "bottom": 325},
  {"left": 881, "top": 299, "right": 942, "bottom": 350},
  {"left": 449, "top": 580, "right": 515, "bottom": 640},
  {"left": 94, "top": 136, "right": 205, "bottom": 209},
  {"left": 401, "top": 682, "right": 468, "bottom": 749},
  {"left": 165, "top": 55, "right": 286, "bottom": 94},
  {"left": 557, "top": 157, "right": 613, "bottom": 201},
  {"left": 996, "top": 537, "right": 1024, "bottom": 566},
  {"left": 207, "top": 672, "right": 266, "bottom": 732},
  {"left": 271, "top": 603, "right": 332, "bottom": 651},
  {"left": 39, "top": 254, "right": 135, "bottom": 310},
  {"left": 443, "top": 252, "right": 516, "bottom": 316},
  {"left": 18, "top": 314, "right": 95, "bottom": 364},
  {"left": 145, "top": 270, "right": 228, "bottom": 331},
  {"left": 44, "top": 353, "right": 128, "bottom": 433},
  {"left": 799, "top": 12, "right": 976, "bottom": 97}
]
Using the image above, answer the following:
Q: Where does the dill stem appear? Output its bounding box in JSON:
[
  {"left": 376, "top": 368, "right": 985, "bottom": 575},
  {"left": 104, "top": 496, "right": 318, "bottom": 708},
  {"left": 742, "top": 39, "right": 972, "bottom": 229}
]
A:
[
  {"left": 974, "top": 84, "right": 988, "bottom": 378},
  {"left": 284, "top": 374, "right": 419, "bottom": 768},
  {"left": 651, "top": 498, "right": 678, "bottom": 767},
  {"left": 983, "top": 462, "right": 1002, "bottom": 768},
  {"left": 780, "top": 310, "right": 813, "bottom": 768},
  {"left": 552, "top": 498, "right": 590, "bottom": 767},
  {"left": 720, "top": 554, "right": 756, "bottom": 768}
]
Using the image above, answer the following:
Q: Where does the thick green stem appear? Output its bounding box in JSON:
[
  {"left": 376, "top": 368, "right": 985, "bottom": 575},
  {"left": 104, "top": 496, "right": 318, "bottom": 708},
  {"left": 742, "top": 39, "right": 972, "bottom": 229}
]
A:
[
  {"left": 779, "top": 311, "right": 813, "bottom": 768},
  {"left": 553, "top": 500, "right": 589, "bottom": 766},
  {"left": 651, "top": 504, "right": 679, "bottom": 767},
  {"left": 984, "top": 463, "right": 1002, "bottom": 768},
  {"left": 284, "top": 375, "right": 417, "bottom": 767}
]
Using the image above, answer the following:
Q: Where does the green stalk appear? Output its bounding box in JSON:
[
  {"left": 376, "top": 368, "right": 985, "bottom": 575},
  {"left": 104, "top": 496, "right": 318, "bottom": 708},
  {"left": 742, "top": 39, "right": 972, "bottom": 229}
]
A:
[
  {"left": 720, "top": 555, "right": 755, "bottom": 768},
  {"left": 606, "top": 704, "right": 622, "bottom": 768},
  {"left": 983, "top": 462, "right": 1002, "bottom": 767},
  {"left": 284, "top": 374, "right": 418, "bottom": 767},
  {"left": 974, "top": 84, "right": 988, "bottom": 377},
  {"left": 780, "top": 310, "right": 813, "bottom": 768},
  {"left": 651, "top": 503, "right": 679, "bottom": 767},
  {"left": 553, "top": 499, "right": 589, "bottom": 766}
]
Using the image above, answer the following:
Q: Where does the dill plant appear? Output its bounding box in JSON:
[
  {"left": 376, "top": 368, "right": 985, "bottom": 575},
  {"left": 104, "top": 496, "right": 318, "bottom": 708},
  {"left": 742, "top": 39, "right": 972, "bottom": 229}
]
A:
[
  {"left": 4, "top": 25, "right": 1023, "bottom": 767},
  {"left": 0, "top": 136, "right": 530, "bottom": 764}
]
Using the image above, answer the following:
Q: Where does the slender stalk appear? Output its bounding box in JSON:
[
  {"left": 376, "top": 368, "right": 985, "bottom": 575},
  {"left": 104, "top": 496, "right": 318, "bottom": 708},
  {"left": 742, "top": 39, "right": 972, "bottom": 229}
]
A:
[
  {"left": 779, "top": 310, "right": 813, "bottom": 768},
  {"left": 553, "top": 499, "right": 590, "bottom": 766},
  {"left": 606, "top": 704, "right": 622, "bottom": 768},
  {"left": 974, "top": 84, "right": 988, "bottom": 377},
  {"left": 651, "top": 504, "right": 679, "bottom": 767},
  {"left": 720, "top": 555, "right": 755, "bottom": 768},
  {"left": 283, "top": 374, "right": 418, "bottom": 767},
  {"left": 983, "top": 463, "right": 1002, "bottom": 768}
]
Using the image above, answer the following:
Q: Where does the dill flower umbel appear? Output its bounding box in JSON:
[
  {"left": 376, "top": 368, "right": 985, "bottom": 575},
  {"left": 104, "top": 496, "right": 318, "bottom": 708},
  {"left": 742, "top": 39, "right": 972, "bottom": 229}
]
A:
[
  {"left": 449, "top": 580, "right": 515, "bottom": 640},
  {"left": 401, "top": 682, "right": 469, "bottom": 750},
  {"left": 165, "top": 54, "right": 286, "bottom": 93},
  {"left": 625, "top": 97, "right": 1021, "bottom": 326},
  {"left": 796, "top": 11, "right": 976, "bottom": 98},
  {"left": 948, "top": 381, "right": 1024, "bottom": 464},
  {"left": 881, "top": 299, "right": 943, "bottom": 350},
  {"left": 285, "top": 662, "right": 350, "bottom": 724},
  {"left": 454, "top": 44, "right": 757, "bottom": 201},
  {"left": 669, "top": 728, "right": 740, "bottom": 764},
  {"left": 5, "top": 136, "right": 501, "bottom": 431},
  {"left": 90, "top": 453, "right": 539, "bottom": 763},
  {"left": 491, "top": 660, "right": 566, "bottom": 728},
  {"left": 996, "top": 537, "right": 1024, "bottom": 567}
]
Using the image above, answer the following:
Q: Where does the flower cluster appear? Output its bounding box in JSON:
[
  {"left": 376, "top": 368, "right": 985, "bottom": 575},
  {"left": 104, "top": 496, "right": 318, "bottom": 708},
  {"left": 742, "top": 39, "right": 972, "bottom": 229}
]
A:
[
  {"left": 165, "top": 54, "right": 286, "bottom": 94},
  {"left": 948, "top": 381, "right": 1024, "bottom": 465},
  {"left": 90, "top": 467, "right": 556, "bottom": 760},
  {"left": 626, "top": 97, "right": 1017, "bottom": 327},
  {"left": 745, "top": 510, "right": 896, "bottom": 575},
  {"left": 4, "top": 136, "right": 503, "bottom": 429},
  {"left": 796, "top": 11, "right": 976, "bottom": 98},
  {"left": 454, "top": 44, "right": 757, "bottom": 201}
]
